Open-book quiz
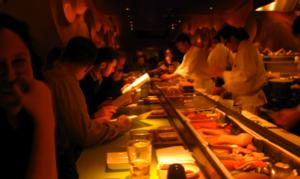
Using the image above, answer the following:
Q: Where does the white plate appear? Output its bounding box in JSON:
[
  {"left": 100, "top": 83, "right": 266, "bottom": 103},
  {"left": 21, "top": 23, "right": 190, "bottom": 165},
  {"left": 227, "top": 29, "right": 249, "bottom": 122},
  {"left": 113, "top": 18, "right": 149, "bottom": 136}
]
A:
[{"left": 106, "top": 152, "right": 129, "bottom": 170}]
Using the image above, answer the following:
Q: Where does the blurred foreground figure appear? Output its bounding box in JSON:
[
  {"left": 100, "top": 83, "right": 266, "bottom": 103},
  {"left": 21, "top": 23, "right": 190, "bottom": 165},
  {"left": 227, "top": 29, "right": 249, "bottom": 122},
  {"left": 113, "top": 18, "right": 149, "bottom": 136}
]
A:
[{"left": 0, "top": 13, "right": 57, "bottom": 179}]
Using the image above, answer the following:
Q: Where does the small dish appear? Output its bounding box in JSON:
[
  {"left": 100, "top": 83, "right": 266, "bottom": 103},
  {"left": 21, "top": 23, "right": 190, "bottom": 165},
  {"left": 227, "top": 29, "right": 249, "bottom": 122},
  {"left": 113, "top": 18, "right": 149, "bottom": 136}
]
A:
[
  {"left": 183, "top": 164, "right": 200, "bottom": 179},
  {"left": 106, "top": 152, "right": 129, "bottom": 170},
  {"left": 157, "top": 126, "right": 174, "bottom": 132},
  {"left": 158, "top": 132, "right": 178, "bottom": 141}
]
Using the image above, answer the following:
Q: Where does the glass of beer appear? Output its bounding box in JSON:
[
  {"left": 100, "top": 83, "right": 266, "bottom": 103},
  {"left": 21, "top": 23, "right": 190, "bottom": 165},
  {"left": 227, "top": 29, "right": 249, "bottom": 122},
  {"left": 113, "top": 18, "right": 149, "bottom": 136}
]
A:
[{"left": 127, "top": 139, "right": 152, "bottom": 179}]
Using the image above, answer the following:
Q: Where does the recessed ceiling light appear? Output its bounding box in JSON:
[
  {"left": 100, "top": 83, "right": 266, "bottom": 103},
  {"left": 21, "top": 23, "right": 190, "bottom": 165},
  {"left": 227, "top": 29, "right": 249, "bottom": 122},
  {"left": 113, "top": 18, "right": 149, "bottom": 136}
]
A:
[{"left": 125, "top": 7, "right": 131, "bottom": 11}]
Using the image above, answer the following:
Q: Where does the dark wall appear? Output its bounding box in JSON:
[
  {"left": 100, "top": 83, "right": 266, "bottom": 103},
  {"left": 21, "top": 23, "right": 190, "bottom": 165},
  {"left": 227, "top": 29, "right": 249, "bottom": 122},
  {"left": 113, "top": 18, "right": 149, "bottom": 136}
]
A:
[
  {"left": 0, "top": 0, "right": 121, "bottom": 60},
  {"left": 245, "top": 11, "right": 300, "bottom": 52},
  {"left": 0, "top": 0, "right": 62, "bottom": 60}
]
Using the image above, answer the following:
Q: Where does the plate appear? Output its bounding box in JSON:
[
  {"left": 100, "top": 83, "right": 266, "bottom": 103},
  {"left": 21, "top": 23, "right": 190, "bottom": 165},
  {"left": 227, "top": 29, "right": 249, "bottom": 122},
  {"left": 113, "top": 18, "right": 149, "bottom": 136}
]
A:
[
  {"left": 157, "top": 164, "right": 200, "bottom": 179},
  {"left": 158, "top": 132, "right": 178, "bottom": 141},
  {"left": 183, "top": 164, "right": 200, "bottom": 179},
  {"left": 106, "top": 152, "right": 129, "bottom": 170}
]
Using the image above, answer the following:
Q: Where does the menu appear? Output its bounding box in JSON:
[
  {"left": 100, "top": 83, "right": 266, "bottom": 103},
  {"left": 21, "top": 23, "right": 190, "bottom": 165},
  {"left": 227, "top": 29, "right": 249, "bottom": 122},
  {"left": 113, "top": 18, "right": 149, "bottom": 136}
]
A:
[
  {"left": 121, "top": 73, "right": 150, "bottom": 94},
  {"left": 111, "top": 91, "right": 133, "bottom": 107}
]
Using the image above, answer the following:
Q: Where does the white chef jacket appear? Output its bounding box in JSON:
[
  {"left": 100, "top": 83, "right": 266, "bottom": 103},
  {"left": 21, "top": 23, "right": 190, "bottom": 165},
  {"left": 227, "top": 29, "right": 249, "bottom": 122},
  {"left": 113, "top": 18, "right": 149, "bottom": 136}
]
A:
[
  {"left": 175, "top": 46, "right": 214, "bottom": 89},
  {"left": 223, "top": 40, "right": 267, "bottom": 114},
  {"left": 208, "top": 43, "right": 233, "bottom": 70}
]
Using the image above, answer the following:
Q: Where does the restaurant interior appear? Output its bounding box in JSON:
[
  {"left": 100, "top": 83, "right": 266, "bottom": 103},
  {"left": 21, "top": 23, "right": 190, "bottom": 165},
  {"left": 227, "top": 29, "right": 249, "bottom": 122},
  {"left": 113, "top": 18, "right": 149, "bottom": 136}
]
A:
[{"left": 1, "top": 0, "right": 300, "bottom": 179}]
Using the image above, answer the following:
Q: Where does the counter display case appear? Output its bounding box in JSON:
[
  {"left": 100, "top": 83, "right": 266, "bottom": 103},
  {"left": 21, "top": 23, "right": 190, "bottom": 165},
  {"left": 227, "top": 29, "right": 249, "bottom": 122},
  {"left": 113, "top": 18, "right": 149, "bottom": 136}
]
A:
[{"left": 153, "top": 81, "right": 300, "bottom": 179}]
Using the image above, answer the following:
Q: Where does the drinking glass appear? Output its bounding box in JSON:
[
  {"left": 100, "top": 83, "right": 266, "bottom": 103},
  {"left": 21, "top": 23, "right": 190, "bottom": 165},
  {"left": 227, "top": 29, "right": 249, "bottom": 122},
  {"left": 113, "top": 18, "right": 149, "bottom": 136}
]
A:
[
  {"left": 129, "top": 130, "right": 153, "bottom": 142},
  {"left": 127, "top": 139, "right": 152, "bottom": 179}
]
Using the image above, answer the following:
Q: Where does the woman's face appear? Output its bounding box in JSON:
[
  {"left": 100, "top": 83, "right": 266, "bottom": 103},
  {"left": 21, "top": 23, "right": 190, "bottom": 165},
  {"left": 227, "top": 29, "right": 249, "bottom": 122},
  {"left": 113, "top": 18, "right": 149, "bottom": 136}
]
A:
[{"left": 0, "top": 28, "right": 33, "bottom": 113}]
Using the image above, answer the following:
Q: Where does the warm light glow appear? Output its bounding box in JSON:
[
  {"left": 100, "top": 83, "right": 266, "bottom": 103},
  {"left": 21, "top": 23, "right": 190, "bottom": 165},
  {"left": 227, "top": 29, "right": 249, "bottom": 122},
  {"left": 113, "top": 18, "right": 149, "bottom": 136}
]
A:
[
  {"left": 196, "top": 38, "right": 202, "bottom": 45},
  {"left": 171, "top": 24, "right": 175, "bottom": 30},
  {"left": 255, "top": 0, "right": 297, "bottom": 12},
  {"left": 256, "top": 2, "right": 276, "bottom": 11}
]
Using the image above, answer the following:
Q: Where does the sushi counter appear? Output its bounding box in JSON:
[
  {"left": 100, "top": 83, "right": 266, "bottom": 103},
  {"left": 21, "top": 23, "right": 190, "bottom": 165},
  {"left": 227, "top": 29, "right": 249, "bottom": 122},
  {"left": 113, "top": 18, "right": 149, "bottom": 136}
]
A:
[{"left": 77, "top": 80, "right": 300, "bottom": 179}]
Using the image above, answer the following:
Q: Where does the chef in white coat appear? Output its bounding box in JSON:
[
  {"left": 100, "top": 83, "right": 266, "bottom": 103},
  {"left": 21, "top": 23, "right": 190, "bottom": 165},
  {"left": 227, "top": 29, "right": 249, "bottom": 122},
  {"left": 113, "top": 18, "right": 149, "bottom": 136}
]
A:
[
  {"left": 208, "top": 35, "right": 233, "bottom": 71},
  {"left": 210, "top": 25, "right": 267, "bottom": 114},
  {"left": 161, "top": 33, "right": 214, "bottom": 90},
  {"left": 207, "top": 34, "right": 233, "bottom": 92}
]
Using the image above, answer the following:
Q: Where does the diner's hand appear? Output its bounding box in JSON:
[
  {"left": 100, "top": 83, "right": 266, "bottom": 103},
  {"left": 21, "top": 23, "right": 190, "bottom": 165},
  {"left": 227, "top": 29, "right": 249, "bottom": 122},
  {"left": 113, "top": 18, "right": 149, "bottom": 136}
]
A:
[
  {"left": 94, "top": 104, "right": 117, "bottom": 119},
  {"left": 14, "top": 78, "right": 57, "bottom": 179},
  {"left": 116, "top": 115, "right": 133, "bottom": 133},
  {"left": 14, "top": 78, "right": 54, "bottom": 126},
  {"left": 271, "top": 108, "right": 300, "bottom": 130}
]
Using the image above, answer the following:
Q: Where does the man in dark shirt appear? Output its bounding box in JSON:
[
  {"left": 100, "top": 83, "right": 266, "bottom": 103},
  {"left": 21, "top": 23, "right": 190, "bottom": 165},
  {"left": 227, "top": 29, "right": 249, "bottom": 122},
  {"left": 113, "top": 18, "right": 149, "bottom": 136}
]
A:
[{"left": 80, "top": 47, "right": 118, "bottom": 118}]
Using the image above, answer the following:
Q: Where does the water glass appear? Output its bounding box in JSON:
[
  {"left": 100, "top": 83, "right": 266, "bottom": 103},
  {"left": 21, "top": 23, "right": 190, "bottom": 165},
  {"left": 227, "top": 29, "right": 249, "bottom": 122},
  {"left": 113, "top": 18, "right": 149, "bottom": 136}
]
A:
[
  {"left": 127, "top": 139, "right": 152, "bottom": 179},
  {"left": 129, "top": 130, "right": 153, "bottom": 142}
]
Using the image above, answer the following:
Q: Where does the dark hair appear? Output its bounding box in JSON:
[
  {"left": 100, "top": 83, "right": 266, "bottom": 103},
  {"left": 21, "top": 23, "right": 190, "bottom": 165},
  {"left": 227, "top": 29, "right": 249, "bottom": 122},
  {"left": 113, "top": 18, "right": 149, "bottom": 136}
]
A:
[
  {"left": 217, "top": 24, "right": 249, "bottom": 42},
  {"left": 45, "top": 46, "right": 63, "bottom": 69},
  {"left": 0, "top": 13, "right": 43, "bottom": 79},
  {"left": 175, "top": 33, "right": 191, "bottom": 45},
  {"left": 214, "top": 33, "right": 222, "bottom": 42},
  {"left": 95, "top": 47, "right": 118, "bottom": 65},
  {"left": 235, "top": 28, "right": 249, "bottom": 41},
  {"left": 62, "top": 36, "right": 97, "bottom": 65},
  {"left": 292, "top": 15, "right": 300, "bottom": 35}
]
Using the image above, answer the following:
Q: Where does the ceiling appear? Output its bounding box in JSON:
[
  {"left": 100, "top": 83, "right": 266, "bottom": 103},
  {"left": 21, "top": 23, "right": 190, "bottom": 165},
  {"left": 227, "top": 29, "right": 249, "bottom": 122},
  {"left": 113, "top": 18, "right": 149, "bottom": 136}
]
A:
[{"left": 93, "top": 0, "right": 273, "bottom": 49}]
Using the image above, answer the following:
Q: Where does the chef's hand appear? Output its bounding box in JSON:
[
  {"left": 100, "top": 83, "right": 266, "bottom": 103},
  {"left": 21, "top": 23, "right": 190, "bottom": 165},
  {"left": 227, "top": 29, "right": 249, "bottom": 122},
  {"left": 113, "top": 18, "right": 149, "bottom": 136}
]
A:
[
  {"left": 208, "top": 67, "right": 224, "bottom": 78},
  {"left": 116, "top": 115, "right": 133, "bottom": 133},
  {"left": 15, "top": 78, "right": 55, "bottom": 127},
  {"left": 94, "top": 104, "right": 117, "bottom": 119},
  {"left": 271, "top": 107, "right": 300, "bottom": 130}
]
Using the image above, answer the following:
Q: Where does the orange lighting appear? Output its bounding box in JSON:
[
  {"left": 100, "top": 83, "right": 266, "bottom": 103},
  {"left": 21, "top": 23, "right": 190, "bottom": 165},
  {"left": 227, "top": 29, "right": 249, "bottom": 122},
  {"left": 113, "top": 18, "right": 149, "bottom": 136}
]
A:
[
  {"left": 256, "top": 2, "right": 276, "bottom": 11},
  {"left": 255, "top": 0, "right": 297, "bottom": 12}
]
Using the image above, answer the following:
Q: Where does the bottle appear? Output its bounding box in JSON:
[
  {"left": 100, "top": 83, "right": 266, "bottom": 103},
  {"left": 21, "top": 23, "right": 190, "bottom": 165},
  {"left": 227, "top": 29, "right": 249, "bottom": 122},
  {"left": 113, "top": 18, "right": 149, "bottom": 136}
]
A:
[{"left": 167, "top": 163, "right": 186, "bottom": 179}]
